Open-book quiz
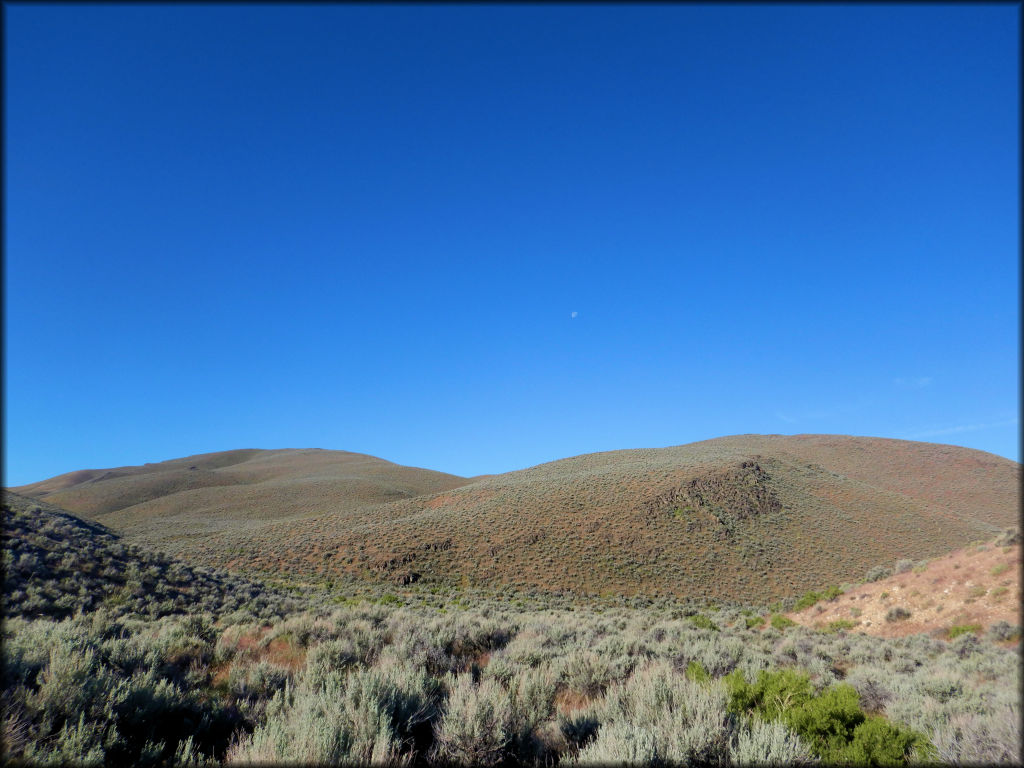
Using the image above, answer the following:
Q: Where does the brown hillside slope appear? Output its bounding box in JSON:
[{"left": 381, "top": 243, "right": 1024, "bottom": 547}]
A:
[
  {"left": 130, "top": 435, "right": 1018, "bottom": 604},
  {"left": 10, "top": 448, "right": 470, "bottom": 542}
]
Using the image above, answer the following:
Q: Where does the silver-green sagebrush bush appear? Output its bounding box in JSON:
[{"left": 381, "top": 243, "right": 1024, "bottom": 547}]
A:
[
  {"left": 228, "top": 663, "right": 437, "bottom": 765},
  {"left": 432, "top": 674, "right": 514, "bottom": 766},
  {"left": 574, "top": 721, "right": 659, "bottom": 764},
  {"left": 729, "top": 717, "right": 816, "bottom": 765},
  {"left": 583, "top": 661, "right": 733, "bottom": 764}
]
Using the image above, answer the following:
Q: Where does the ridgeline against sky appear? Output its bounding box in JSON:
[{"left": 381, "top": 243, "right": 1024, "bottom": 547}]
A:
[{"left": 4, "top": 4, "right": 1018, "bottom": 485}]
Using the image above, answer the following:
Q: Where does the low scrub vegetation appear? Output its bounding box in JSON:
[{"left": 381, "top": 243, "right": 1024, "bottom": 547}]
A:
[
  {"left": 947, "top": 623, "right": 982, "bottom": 640},
  {"left": 725, "top": 667, "right": 937, "bottom": 763},
  {"left": 3, "top": 594, "right": 1019, "bottom": 766},
  {"left": 2, "top": 492, "right": 1020, "bottom": 765},
  {"left": 793, "top": 585, "right": 844, "bottom": 611}
]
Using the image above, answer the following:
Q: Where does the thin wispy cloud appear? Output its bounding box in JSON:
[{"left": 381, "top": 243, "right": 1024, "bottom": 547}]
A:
[
  {"left": 906, "top": 417, "right": 1018, "bottom": 439},
  {"left": 894, "top": 377, "right": 932, "bottom": 390}
]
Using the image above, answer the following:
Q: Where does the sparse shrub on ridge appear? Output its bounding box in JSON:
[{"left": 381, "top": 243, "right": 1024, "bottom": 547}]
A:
[
  {"left": 894, "top": 559, "right": 915, "bottom": 574},
  {"left": 994, "top": 527, "right": 1021, "bottom": 547},
  {"left": 826, "top": 619, "right": 857, "bottom": 633},
  {"left": 986, "top": 621, "right": 1020, "bottom": 643},
  {"left": 948, "top": 623, "right": 982, "bottom": 640},
  {"left": 864, "top": 565, "right": 892, "bottom": 583}
]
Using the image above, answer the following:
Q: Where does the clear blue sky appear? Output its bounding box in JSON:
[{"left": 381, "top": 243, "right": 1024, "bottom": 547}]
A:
[{"left": 4, "top": 4, "right": 1019, "bottom": 486}]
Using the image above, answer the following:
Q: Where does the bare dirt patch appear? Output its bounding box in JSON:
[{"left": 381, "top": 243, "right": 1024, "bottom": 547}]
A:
[{"left": 788, "top": 541, "right": 1021, "bottom": 639}]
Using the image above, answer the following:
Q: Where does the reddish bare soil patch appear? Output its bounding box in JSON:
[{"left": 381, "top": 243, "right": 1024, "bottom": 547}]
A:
[
  {"left": 264, "top": 636, "right": 306, "bottom": 671},
  {"left": 788, "top": 541, "right": 1021, "bottom": 638},
  {"left": 554, "top": 687, "right": 597, "bottom": 715}
]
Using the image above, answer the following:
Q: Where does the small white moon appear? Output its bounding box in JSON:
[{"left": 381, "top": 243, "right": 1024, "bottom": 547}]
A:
[{"left": 571, "top": 311, "right": 578, "bottom": 319}]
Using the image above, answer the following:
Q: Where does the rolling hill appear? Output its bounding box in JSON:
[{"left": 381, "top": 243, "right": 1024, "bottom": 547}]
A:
[
  {"left": 11, "top": 447, "right": 470, "bottom": 548},
  {"left": 10, "top": 435, "right": 1020, "bottom": 604}
]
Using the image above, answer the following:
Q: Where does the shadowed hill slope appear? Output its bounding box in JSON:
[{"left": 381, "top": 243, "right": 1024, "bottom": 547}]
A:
[
  {"left": 11, "top": 436, "right": 1020, "bottom": 604},
  {"left": 1, "top": 491, "right": 300, "bottom": 621},
  {"left": 11, "top": 448, "right": 470, "bottom": 545}
]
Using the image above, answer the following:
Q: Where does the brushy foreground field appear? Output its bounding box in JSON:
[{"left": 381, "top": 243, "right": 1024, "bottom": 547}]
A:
[
  {"left": 2, "top": 492, "right": 1021, "bottom": 766},
  {"left": 12, "top": 436, "right": 1020, "bottom": 605},
  {"left": 4, "top": 588, "right": 1020, "bottom": 766}
]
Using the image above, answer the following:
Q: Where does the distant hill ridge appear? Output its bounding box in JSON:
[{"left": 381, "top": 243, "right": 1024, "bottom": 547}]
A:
[
  {"left": 10, "top": 435, "right": 1020, "bottom": 603},
  {"left": 13, "top": 447, "right": 469, "bottom": 518}
]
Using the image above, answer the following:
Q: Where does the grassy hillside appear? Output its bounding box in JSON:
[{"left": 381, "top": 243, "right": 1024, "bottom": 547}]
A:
[{"left": 10, "top": 436, "right": 1019, "bottom": 604}]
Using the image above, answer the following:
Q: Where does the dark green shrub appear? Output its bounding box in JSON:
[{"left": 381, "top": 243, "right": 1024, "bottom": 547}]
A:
[
  {"left": 839, "top": 715, "right": 938, "bottom": 765},
  {"left": 793, "top": 591, "right": 822, "bottom": 611},
  {"left": 725, "top": 668, "right": 815, "bottom": 721},
  {"left": 770, "top": 615, "right": 796, "bottom": 630},
  {"left": 685, "top": 659, "right": 710, "bottom": 684},
  {"left": 745, "top": 615, "right": 765, "bottom": 629},
  {"left": 726, "top": 669, "right": 934, "bottom": 765},
  {"left": 689, "top": 614, "right": 718, "bottom": 631},
  {"left": 791, "top": 586, "right": 843, "bottom": 613},
  {"left": 947, "top": 623, "right": 982, "bottom": 639},
  {"left": 784, "top": 683, "right": 864, "bottom": 759}
]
